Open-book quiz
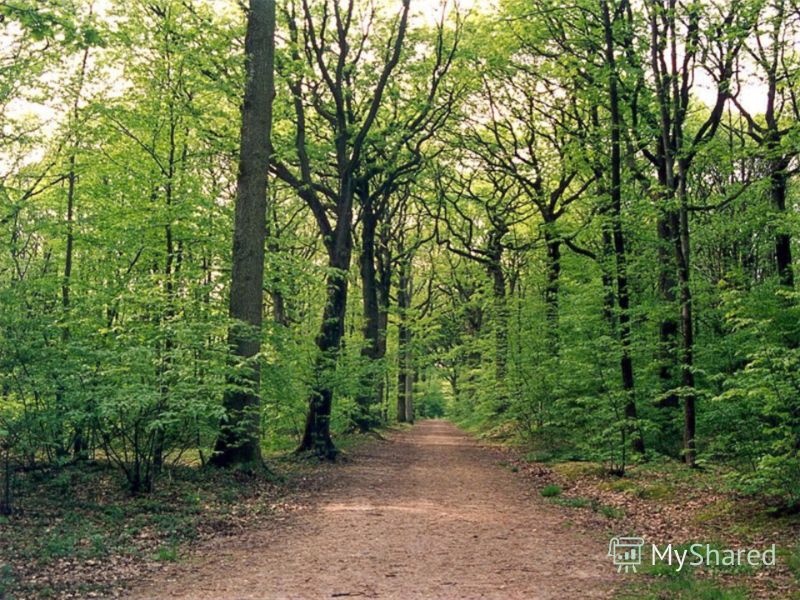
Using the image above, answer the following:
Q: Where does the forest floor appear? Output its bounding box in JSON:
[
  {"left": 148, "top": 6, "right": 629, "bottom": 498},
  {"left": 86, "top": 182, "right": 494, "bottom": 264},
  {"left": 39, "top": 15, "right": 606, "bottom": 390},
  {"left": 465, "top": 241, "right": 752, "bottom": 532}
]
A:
[
  {"left": 488, "top": 436, "right": 800, "bottom": 599},
  {"left": 125, "top": 420, "right": 618, "bottom": 599},
  {"left": 4, "top": 421, "right": 797, "bottom": 599}
]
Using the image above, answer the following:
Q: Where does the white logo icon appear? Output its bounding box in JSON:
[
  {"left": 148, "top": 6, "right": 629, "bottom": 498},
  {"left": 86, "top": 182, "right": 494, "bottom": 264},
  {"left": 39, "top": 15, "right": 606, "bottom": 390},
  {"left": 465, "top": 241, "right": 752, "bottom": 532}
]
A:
[{"left": 608, "top": 536, "right": 645, "bottom": 573}]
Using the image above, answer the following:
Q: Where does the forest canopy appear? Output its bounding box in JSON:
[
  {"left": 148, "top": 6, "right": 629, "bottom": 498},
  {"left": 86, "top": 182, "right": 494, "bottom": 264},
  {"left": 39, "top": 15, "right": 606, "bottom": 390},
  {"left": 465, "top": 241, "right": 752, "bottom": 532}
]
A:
[{"left": 1, "top": 0, "right": 799, "bottom": 513}]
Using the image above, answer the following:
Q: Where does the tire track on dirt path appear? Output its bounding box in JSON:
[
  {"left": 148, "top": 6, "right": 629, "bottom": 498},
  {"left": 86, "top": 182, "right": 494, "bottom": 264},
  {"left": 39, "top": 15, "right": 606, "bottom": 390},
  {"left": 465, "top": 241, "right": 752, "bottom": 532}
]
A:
[{"left": 128, "top": 420, "right": 618, "bottom": 599}]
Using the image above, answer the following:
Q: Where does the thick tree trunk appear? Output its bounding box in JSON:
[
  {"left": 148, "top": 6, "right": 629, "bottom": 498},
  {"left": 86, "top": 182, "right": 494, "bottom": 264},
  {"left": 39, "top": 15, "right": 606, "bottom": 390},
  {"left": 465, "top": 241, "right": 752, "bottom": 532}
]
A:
[
  {"left": 212, "top": 0, "right": 275, "bottom": 467},
  {"left": 298, "top": 263, "right": 349, "bottom": 457},
  {"left": 297, "top": 197, "right": 354, "bottom": 457}
]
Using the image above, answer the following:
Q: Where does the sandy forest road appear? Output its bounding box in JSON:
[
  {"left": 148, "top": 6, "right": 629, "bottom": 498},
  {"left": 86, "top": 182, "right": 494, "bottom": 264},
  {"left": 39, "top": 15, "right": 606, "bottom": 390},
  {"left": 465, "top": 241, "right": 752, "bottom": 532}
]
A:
[{"left": 130, "top": 421, "right": 618, "bottom": 599}]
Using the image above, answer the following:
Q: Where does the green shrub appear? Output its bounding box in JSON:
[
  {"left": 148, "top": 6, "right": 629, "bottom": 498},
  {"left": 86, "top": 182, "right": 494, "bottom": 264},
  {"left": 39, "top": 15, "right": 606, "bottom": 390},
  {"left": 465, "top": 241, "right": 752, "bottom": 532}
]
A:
[{"left": 540, "top": 484, "right": 562, "bottom": 497}]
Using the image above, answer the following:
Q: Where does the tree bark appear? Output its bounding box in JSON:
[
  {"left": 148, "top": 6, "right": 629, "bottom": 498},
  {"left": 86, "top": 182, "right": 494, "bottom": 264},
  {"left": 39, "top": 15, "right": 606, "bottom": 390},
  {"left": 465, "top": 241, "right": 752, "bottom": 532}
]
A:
[
  {"left": 676, "top": 173, "right": 696, "bottom": 465},
  {"left": 763, "top": 0, "right": 794, "bottom": 289},
  {"left": 543, "top": 225, "right": 561, "bottom": 342},
  {"left": 601, "top": 0, "right": 644, "bottom": 454},
  {"left": 376, "top": 224, "right": 392, "bottom": 408},
  {"left": 488, "top": 260, "right": 509, "bottom": 411},
  {"left": 771, "top": 159, "right": 793, "bottom": 287},
  {"left": 356, "top": 198, "right": 383, "bottom": 430},
  {"left": 282, "top": 0, "right": 410, "bottom": 457},
  {"left": 396, "top": 256, "right": 412, "bottom": 423},
  {"left": 266, "top": 214, "right": 290, "bottom": 327},
  {"left": 63, "top": 45, "right": 90, "bottom": 460},
  {"left": 212, "top": 0, "right": 275, "bottom": 467},
  {"left": 655, "top": 213, "right": 680, "bottom": 408},
  {"left": 297, "top": 192, "right": 355, "bottom": 457}
]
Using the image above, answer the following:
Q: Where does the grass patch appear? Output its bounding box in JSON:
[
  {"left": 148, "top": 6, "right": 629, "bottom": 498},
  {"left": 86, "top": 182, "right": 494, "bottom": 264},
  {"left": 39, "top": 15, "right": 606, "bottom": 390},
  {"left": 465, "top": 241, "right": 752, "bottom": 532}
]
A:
[
  {"left": 624, "top": 549, "right": 751, "bottom": 600},
  {"left": 549, "top": 496, "right": 591, "bottom": 508},
  {"left": 620, "top": 571, "right": 750, "bottom": 600},
  {"left": 600, "top": 478, "right": 675, "bottom": 501},
  {"left": 551, "top": 461, "right": 606, "bottom": 480},
  {"left": 601, "top": 478, "right": 641, "bottom": 494},
  {"left": 0, "top": 564, "right": 17, "bottom": 598},
  {"left": 540, "top": 484, "right": 562, "bottom": 497},
  {"left": 152, "top": 543, "right": 179, "bottom": 562},
  {"left": 640, "top": 482, "right": 675, "bottom": 500},
  {"left": 783, "top": 544, "right": 800, "bottom": 583},
  {"left": 598, "top": 504, "right": 625, "bottom": 519},
  {"left": 695, "top": 499, "right": 737, "bottom": 524}
]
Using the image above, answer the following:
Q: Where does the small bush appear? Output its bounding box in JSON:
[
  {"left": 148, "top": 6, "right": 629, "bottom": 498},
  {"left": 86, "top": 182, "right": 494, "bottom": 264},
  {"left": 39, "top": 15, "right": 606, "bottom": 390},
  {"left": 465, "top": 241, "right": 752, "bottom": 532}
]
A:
[
  {"left": 153, "top": 544, "right": 178, "bottom": 562},
  {"left": 540, "top": 484, "right": 561, "bottom": 497},
  {"left": 786, "top": 544, "right": 800, "bottom": 582},
  {"left": 597, "top": 504, "right": 624, "bottom": 519}
]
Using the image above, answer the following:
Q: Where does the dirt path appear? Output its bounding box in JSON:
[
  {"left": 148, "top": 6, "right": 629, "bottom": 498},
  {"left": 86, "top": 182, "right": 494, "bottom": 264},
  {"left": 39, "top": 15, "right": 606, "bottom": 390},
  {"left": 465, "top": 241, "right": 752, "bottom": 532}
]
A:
[{"left": 129, "top": 421, "right": 618, "bottom": 599}]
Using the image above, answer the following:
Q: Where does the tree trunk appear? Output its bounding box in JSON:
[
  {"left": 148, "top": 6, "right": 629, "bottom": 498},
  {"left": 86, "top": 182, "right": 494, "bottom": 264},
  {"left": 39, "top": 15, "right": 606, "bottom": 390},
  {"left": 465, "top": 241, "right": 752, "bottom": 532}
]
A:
[
  {"left": 212, "top": 0, "right": 275, "bottom": 467},
  {"left": 356, "top": 200, "right": 382, "bottom": 430},
  {"left": 676, "top": 172, "right": 696, "bottom": 465},
  {"left": 601, "top": 0, "right": 644, "bottom": 454},
  {"left": 266, "top": 217, "right": 290, "bottom": 326},
  {"left": 405, "top": 366, "right": 415, "bottom": 424},
  {"left": 762, "top": 0, "right": 794, "bottom": 289},
  {"left": 543, "top": 226, "right": 561, "bottom": 343},
  {"left": 488, "top": 261, "right": 509, "bottom": 412},
  {"left": 55, "top": 153, "right": 77, "bottom": 460},
  {"left": 153, "top": 116, "right": 180, "bottom": 477},
  {"left": 376, "top": 227, "right": 391, "bottom": 422},
  {"left": 298, "top": 242, "right": 352, "bottom": 457},
  {"left": 64, "top": 45, "right": 90, "bottom": 460},
  {"left": 656, "top": 212, "right": 679, "bottom": 408},
  {"left": 771, "top": 157, "right": 793, "bottom": 288},
  {"left": 396, "top": 257, "right": 412, "bottom": 423}
]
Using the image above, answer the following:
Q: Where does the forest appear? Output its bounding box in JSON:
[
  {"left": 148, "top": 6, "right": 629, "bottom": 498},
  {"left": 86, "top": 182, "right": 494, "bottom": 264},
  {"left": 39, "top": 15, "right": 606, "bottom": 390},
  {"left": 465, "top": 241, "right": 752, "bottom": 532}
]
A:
[{"left": 1, "top": 0, "right": 800, "bottom": 598}]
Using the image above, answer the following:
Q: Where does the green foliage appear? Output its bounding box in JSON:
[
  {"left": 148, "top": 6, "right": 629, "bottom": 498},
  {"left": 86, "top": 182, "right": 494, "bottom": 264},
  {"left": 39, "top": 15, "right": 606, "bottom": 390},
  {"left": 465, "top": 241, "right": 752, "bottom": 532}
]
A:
[
  {"left": 598, "top": 504, "right": 624, "bottom": 519},
  {"left": 549, "top": 496, "right": 591, "bottom": 508},
  {"left": 623, "top": 573, "right": 750, "bottom": 600},
  {"left": 786, "top": 544, "right": 800, "bottom": 583},
  {"left": 709, "top": 287, "right": 800, "bottom": 507},
  {"left": 153, "top": 544, "right": 179, "bottom": 562},
  {"left": 0, "top": 2, "right": 798, "bottom": 599},
  {"left": 540, "top": 484, "right": 562, "bottom": 497},
  {"left": 0, "top": 0, "right": 797, "bottom": 532}
]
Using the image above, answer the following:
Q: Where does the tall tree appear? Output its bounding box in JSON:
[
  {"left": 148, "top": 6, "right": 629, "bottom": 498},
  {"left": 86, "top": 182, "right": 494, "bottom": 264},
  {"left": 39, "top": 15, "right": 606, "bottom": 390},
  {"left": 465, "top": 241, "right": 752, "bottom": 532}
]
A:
[
  {"left": 638, "top": 0, "right": 754, "bottom": 464},
  {"left": 734, "top": 0, "right": 800, "bottom": 289},
  {"left": 352, "top": 10, "right": 461, "bottom": 428},
  {"left": 212, "top": 0, "right": 276, "bottom": 467},
  {"left": 599, "top": 0, "right": 644, "bottom": 454},
  {"left": 274, "top": 0, "right": 411, "bottom": 457}
]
